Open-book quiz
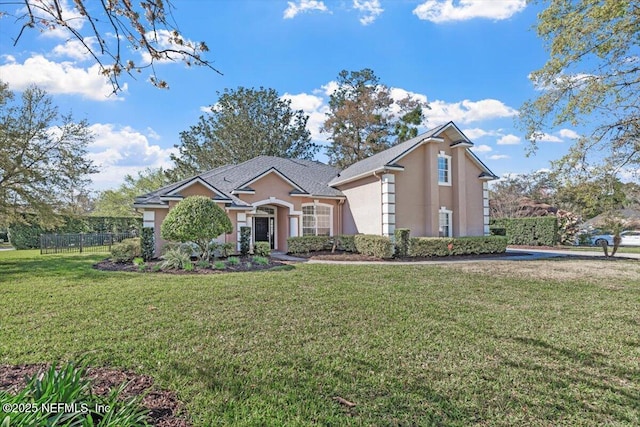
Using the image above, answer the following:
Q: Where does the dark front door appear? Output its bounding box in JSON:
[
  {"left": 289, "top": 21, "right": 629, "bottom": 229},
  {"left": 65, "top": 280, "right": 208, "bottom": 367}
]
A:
[{"left": 254, "top": 217, "right": 274, "bottom": 249}]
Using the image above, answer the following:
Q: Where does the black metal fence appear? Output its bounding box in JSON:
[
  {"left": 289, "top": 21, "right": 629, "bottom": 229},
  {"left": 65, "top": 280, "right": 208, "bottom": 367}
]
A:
[{"left": 40, "top": 232, "right": 137, "bottom": 255}]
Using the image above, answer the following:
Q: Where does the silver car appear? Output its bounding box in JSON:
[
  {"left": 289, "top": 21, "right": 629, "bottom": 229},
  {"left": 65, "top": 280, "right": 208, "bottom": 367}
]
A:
[{"left": 590, "top": 230, "right": 640, "bottom": 247}]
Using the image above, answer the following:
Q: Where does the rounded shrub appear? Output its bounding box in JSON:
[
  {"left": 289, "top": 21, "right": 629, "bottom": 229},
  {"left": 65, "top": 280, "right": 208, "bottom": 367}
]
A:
[
  {"left": 160, "top": 196, "right": 232, "bottom": 260},
  {"left": 110, "top": 238, "right": 141, "bottom": 263}
]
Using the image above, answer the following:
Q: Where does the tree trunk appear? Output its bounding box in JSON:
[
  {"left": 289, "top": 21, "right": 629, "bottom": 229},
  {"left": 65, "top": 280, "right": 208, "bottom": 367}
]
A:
[
  {"left": 611, "top": 234, "right": 622, "bottom": 257},
  {"left": 599, "top": 240, "right": 609, "bottom": 257}
]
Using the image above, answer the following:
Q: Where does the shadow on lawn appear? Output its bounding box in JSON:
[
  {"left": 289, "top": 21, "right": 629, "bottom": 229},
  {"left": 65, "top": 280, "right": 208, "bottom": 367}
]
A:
[
  {"left": 0, "top": 254, "right": 106, "bottom": 280},
  {"left": 168, "top": 357, "right": 474, "bottom": 425},
  {"left": 501, "top": 335, "right": 640, "bottom": 424}
]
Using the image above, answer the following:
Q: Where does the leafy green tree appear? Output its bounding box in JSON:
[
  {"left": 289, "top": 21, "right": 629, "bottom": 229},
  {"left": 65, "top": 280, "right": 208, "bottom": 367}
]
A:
[
  {"left": 160, "top": 196, "right": 232, "bottom": 260},
  {"left": 0, "top": 82, "right": 96, "bottom": 228},
  {"left": 170, "top": 87, "right": 318, "bottom": 178},
  {"left": 550, "top": 173, "right": 627, "bottom": 220},
  {"left": 520, "top": 0, "right": 639, "bottom": 176},
  {"left": 1, "top": 1, "right": 220, "bottom": 94},
  {"left": 93, "top": 168, "right": 170, "bottom": 217},
  {"left": 394, "top": 98, "right": 426, "bottom": 143},
  {"left": 322, "top": 68, "right": 428, "bottom": 169}
]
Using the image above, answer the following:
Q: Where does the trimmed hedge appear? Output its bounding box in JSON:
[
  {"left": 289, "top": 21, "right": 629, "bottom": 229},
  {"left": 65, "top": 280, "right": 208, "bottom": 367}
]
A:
[
  {"left": 8, "top": 223, "right": 43, "bottom": 250},
  {"left": 287, "top": 236, "right": 328, "bottom": 254},
  {"left": 333, "top": 235, "right": 356, "bottom": 253},
  {"left": 288, "top": 233, "right": 506, "bottom": 259},
  {"left": 240, "top": 226, "right": 252, "bottom": 256},
  {"left": 140, "top": 227, "right": 154, "bottom": 261},
  {"left": 490, "top": 217, "right": 558, "bottom": 246},
  {"left": 394, "top": 228, "right": 410, "bottom": 257},
  {"left": 110, "top": 238, "right": 141, "bottom": 263},
  {"left": 254, "top": 241, "right": 271, "bottom": 257},
  {"left": 354, "top": 235, "right": 394, "bottom": 259},
  {"left": 409, "top": 236, "right": 508, "bottom": 257},
  {"left": 287, "top": 235, "right": 357, "bottom": 254},
  {"left": 8, "top": 215, "right": 141, "bottom": 249}
]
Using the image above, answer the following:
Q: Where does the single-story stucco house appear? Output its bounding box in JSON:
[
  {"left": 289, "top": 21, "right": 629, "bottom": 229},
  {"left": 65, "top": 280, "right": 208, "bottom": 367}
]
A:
[{"left": 134, "top": 121, "right": 498, "bottom": 255}]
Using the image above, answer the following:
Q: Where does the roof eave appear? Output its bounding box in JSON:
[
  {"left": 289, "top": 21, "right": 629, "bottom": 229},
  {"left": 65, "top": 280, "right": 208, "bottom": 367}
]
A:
[
  {"left": 133, "top": 203, "right": 169, "bottom": 209},
  {"left": 330, "top": 165, "right": 405, "bottom": 187}
]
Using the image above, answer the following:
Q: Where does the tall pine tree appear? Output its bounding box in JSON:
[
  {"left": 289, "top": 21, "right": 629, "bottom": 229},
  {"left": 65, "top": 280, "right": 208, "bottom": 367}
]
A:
[{"left": 170, "top": 87, "right": 318, "bottom": 178}]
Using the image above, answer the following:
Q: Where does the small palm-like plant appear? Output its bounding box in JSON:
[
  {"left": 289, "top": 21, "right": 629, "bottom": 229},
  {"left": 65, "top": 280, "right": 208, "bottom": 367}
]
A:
[
  {"left": 160, "top": 247, "right": 192, "bottom": 270},
  {"left": 0, "top": 360, "right": 149, "bottom": 426}
]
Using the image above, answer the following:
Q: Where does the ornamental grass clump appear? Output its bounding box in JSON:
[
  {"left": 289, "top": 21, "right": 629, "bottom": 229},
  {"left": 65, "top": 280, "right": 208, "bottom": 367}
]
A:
[
  {"left": 0, "top": 360, "right": 148, "bottom": 426},
  {"left": 160, "top": 247, "right": 192, "bottom": 270}
]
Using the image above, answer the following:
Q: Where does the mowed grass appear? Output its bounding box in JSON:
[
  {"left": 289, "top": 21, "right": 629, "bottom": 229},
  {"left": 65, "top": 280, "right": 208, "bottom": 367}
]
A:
[
  {"left": 1, "top": 250, "right": 639, "bottom": 426},
  {"left": 568, "top": 245, "right": 640, "bottom": 254}
]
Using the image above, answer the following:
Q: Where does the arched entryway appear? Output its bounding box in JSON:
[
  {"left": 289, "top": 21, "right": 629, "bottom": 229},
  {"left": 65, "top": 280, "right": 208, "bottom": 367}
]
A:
[{"left": 252, "top": 205, "right": 276, "bottom": 249}]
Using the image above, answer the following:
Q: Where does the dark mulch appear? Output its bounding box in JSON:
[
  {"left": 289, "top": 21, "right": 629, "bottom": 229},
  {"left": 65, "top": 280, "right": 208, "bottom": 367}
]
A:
[
  {"left": 93, "top": 257, "right": 288, "bottom": 274},
  {"left": 297, "top": 250, "right": 527, "bottom": 262},
  {"left": 0, "top": 364, "right": 190, "bottom": 426}
]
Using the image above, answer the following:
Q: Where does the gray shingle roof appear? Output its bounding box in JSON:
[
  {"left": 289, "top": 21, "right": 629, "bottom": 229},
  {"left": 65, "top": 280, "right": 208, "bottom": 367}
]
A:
[
  {"left": 135, "top": 122, "right": 498, "bottom": 208},
  {"left": 328, "top": 122, "right": 450, "bottom": 185},
  {"left": 134, "top": 156, "right": 343, "bottom": 207}
]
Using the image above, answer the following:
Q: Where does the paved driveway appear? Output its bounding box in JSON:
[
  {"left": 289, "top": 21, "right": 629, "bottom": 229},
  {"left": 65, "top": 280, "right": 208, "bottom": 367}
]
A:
[{"left": 298, "top": 247, "right": 640, "bottom": 265}]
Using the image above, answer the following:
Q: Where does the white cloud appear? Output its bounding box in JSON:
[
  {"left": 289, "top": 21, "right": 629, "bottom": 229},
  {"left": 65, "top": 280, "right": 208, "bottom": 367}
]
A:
[
  {"left": 51, "top": 38, "right": 96, "bottom": 61},
  {"left": 140, "top": 29, "right": 202, "bottom": 65},
  {"left": 146, "top": 128, "right": 161, "bottom": 140},
  {"left": 558, "top": 128, "right": 580, "bottom": 139},
  {"left": 530, "top": 72, "right": 598, "bottom": 91},
  {"left": 87, "top": 124, "right": 176, "bottom": 190},
  {"left": 36, "top": 0, "right": 87, "bottom": 39},
  {"left": 462, "top": 128, "right": 499, "bottom": 140},
  {"left": 488, "top": 154, "right": 510, "bottom": 160},
  {"left": 388, "top": 87, "right": 429, "bottom": 121},
  {"left": 283, "top": 0, "right": 329, "bottom": 19},
  {"left": 619, "top": 167, "right": 640, "bottom": 183},
  {"left": 531, "top": 132, "right": 563, "bottom": 143},
  {"left": 282, "top": 92, "right": 329, "bottom": 142},
  {"left": 0, "top": 55, "right": 122, "bottom": 100},
  {"left": 413, "top": 0, "right": 526, "bottom": 23},
  {"left": 353, "top": 0, "right": 384, "bottom": 25},
  {"left": 284, "top": 92, "right": 325, "bottom": 111},
  {"left": 425, "top": 99, "right": 518, "bottom": 125},
  {"left": 497, "top": 134, "right": 521, "bottom": 145},
  {"left": 318, "top": 80, "right": 339, "bottom": 96},
  {"left": 471, "top": 144, "right": 492, "bottom": 153}
]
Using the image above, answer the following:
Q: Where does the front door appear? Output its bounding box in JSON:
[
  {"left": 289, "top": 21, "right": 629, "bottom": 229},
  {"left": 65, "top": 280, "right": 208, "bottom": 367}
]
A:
[{"left": 254, "top": 217, "right": 275, "bottom": 249}]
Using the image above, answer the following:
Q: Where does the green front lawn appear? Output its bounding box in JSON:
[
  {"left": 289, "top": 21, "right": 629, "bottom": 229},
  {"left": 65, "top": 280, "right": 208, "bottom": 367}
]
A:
[
  {"left": 568, "top": 245, "right": 640, "bottom": 254},
  {"left": 1, "top": 250, "right": 639, "bottom": 425}
]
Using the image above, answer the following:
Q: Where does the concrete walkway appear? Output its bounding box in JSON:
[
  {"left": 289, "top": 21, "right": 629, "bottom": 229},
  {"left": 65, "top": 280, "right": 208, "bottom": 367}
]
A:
[{"left": 272, "top": 247, "right": 640, "bottom": 265}]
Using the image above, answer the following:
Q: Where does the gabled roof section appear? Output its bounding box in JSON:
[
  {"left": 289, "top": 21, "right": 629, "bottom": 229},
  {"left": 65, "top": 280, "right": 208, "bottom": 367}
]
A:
[
  {"left": 167, "top": 177, "right": 231, "bottom": 200},
  {"left": 234, "top": 167, "right": 307, "bottom": 195},
  {"left": 329, "top": 122, "right": 450, "bottom": 186},
  {"left": 134, "top": 156, "right": 344, "bottom": 208},
  {"left": 329, "top": 121, "right": 497, "bottom": 186}
]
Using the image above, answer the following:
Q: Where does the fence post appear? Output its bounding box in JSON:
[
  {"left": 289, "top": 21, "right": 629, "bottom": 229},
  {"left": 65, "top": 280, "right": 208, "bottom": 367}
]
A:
[
  {"left": 40, "top": 234, "right": 43, "bottom": 255},
  {"left": 79, "top": 233, "right": 83, "bottom": 253}
]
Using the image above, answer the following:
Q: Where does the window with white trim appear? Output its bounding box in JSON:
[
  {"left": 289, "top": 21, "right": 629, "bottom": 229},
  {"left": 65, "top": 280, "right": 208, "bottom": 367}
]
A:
[
  {"left": 302, "top": 204, "right": 331, "bottom": 236},
  {"left": 439, "top": 208, "right": 452, "bottom": 237},
  {"left": 438, "top": 153, "right": 451, "bottom": 185}
]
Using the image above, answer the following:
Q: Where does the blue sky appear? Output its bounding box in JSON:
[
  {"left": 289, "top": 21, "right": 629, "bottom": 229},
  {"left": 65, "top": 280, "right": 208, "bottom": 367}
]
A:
[{"left": 0, "top": 0, "right": 582, "bottom": 191}]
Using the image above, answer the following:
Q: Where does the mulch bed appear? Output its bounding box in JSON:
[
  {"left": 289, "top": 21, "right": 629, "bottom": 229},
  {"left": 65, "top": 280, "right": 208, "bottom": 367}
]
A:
[
  {"left": 0, "top": 364, "right": 190, "bottom": 426},
  {"left": 93, "top": 257, "right": 288, "bottom": 274},
  {"left": 298, "top": 250, "right": 528, "bottom": 262}
]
